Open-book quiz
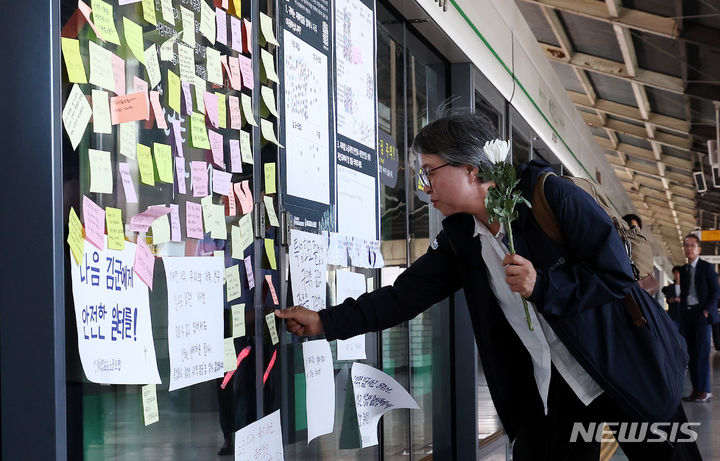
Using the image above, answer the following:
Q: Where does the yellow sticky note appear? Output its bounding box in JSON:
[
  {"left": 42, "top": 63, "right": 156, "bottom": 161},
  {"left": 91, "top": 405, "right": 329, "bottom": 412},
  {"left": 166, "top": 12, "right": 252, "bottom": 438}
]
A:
[
  {"left": 260, "top": 118, "right": 282, "bottom": 147},
  {"left": 141, "top": 0, "right": 157, "bottom": 26},
  {"left": 224, "top": 338, "right": 237, "bottom": 372},
  {"left": 264, "top": 238, "right": 277, "bottom": 270},
  {"left": 153, "top": 142, "right": 173, "bottom": 183},
  {"left": 265, "top": 312, "right": 279, "bottom": 345},
  {"left": 167, "top": 69, "right": 181, "bottom": 114},
  {"left": 88, "top": 148, "right": 113, "bottom": 194},
  {"left": 264, "top": 162, "right": 276, "bottom": 194},
  {"left": 225, "top": 264, "right": 242, "bottom": 301},
  {"left": 151, "top": 214, "right": 170, "bottom": 244},
  {"left": 61, "top": 38, "right": 87, "bottom": 84},
  {"left": 260, "top": 48, "right": 279, "bottom": 83},
  {"left": 206, "top": 47, "right": 222, "bottom": 85},
  {"left": 259, "top": 12, "right": 279, "bottom": 46},
  {"left": 200, "top": 0, "right": 216, "bottom": 42},
  {"left": 193, "top": 75, "right": 206, "bottom": 113},
  {"left": 217, "top": 93, "right": 226, "bottom": 129},
  {"left": 91, "top": 0, "right": 121, "bottom": 45},
  {"left": 231, "top": 304, "right": 245, "bottom": 338},
  {"left": 180, "top": 6, "right": 196, "bottom": 48},
  {"left": 123, "top": 17, "right": 145, "bottom": 64},
  {"left": 137, "top": 143, "right": 155, "bottom": 186},
  {"left": 67, "top": 207, "right": 85, "bottom": 264},
  {"left": 231, "top": 214, "right": 254, "bottom": 259},
  {"left": 260, "top": 86, "right": 278, "bottom": 117},
  {"left": 91, "top": 89, "right": 112, "bottom": 134},
  {"left": 141, "top": 384, "right": 159, "bottom": 426},
  {"left": 119, "top": 122, "right": 137, "bottom": 159},
  {"left": 144, "top": 44, "right": 162, "bottom": 88},
  {"left": 201, "top": 195, "right": 227, "bottom": 239},
  {"left": 105, "top": 207, "right": 125, "bottom": 250},
  {"left": 89, "top": 40, "right": 115, "bottom": 93},
  {"left": 263, "top": 196, "right": 279, "bottom": 227},
  {"left": 191, "top": 112, "right": 211, "bottom": 149},
  {"left": 178, "top": 42, "right": 196, "bottom": 83},
  {"left": 240, "top": 93, "right": 257, "bottom": 126}
]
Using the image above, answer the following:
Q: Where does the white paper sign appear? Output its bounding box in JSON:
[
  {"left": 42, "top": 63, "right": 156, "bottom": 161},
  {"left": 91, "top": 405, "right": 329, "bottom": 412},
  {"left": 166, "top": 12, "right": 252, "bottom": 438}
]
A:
[
  {"left": 164, "top": 256, "right": 224, "bottom": 391},
  {"left": 302, "top": 340, "right": 335, "bottom": 442},
  {"left": 69, "top": 237, "right": 161, "bottom": 384},
  {"left": 289, "top": 229, "right": 327, "bottom": 311},
  {"left": 351, "top": 362, "right": 420, "bottom": 448},
  {"left": 336, "top": 270, "right": 367, "bottom": 360},
  {"left": 234, "top": 409, "right": 284, "bottom": 461}
]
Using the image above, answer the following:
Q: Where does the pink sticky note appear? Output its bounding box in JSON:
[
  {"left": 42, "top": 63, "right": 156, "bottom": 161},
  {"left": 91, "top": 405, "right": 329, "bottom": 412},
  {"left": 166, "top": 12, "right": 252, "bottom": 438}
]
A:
[
  {"left": 216, "top": 8, "right": 227, "bottom": 46},
  {"left": 110, "top": 92, "right": 150, "bottom": 125},
  {"left": 212, "top": 169, "right": 232, "bottom": 195},
  {"left": 230, "top": 16, "right": 242, "bottom": 52},
  {"left": 175, "top": 158, "right": 187, "bottom": 194},
  {"left": 77, "top": 0, "right": 105, "bottom": 41},
  {"left": 82, "top": 195, "right": 105, "bottom": 250},
  {"left": 186, "top": 201, "right": 204, "bottom": 239},
  {"left": 228, "top": 95, "right": 241, "bottom": 129},
  {"left": 242, "top": 19, "right": 252, "bottom": 54},
  {"left": 244, "top": 255, "right": 254, "bottom": 289},
  {"left": 149, "top": 91, "right": 167, "bottom": 129},
  {"left": 191, "top": 161, "right": 209, "bottom": 197},
  {"left": 222, "top": 0, "right": 228, "bottom": 9},
  {"left": 228, "top": 57, "right": 242, "bottom": 90},
  {"left": 111, "top": 53, "right": 125, "bottom": 95},
  {"left": 171, "top": 119, "right": 184, "bottom": 157},
  {"left": 133, "top": 77, "right": 150, "bottom": 112},
  {"left": 204, "top": 91, "right": 219, "bottom": 128},
  {"left": 129, "top": 206, "right": 171, "bottom": 232},
  {"left": 237, "top": 55, "right": 253, "bottom": 90},
  {"left": 229, "top": 139, "right": 242, "bottom": 172},
  {"left": 226, "top": 182, "right": 237, "bottom": 215},
  {"left": 181, "top": 82, "right": 193, "bottom": 115},
  {"left": 208, "top": 129, "right": 225, "bottom": 168},
  {"left": 265, "top": 274, "right": 278, "bottom": 305},
  {"left": 234, "top": 180, "right": 254, "bottom": 214},
  {"left": 134, "top": 238, "right": 155, "bottom": 290},
  {"left": 170, "top": 204, "right": 181, "bottom": 242},
  {"left": 118, "top": 163, "right": 138, "bottom": 203}
]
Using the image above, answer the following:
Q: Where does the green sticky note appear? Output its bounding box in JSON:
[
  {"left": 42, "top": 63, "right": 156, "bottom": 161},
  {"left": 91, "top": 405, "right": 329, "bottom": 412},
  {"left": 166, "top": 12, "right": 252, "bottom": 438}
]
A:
[
  {"left": 225, "top": 264, "right": 242, "bottom": 301},
  {"left": 91, "top": 0, "right": 121, "bottom": 45},
  {"left": 123, "top": 17, "right": 145, "bottom": 64},
  {"left": 88, "top": 40, "right": 115, "bottom": 92},
  {"left": 224, "top": 338, "right": 237, "bottom": 372},
  {"left": 264, "top": 238, "right": 277, "bottom": 270},
  {"left": 180, "top": 6, "right": 196, "bottom": 48},
  {"left": 200, "top": 0, "right": 216, "bottom": 42},
  {"left": 137, "top": 143, "right": 155, "bottom": 186},
  {"left": 217, "top": 93, "right": 226, "bottom": 129},
  {"left": 88, "top": 148, "right": 113, "bottom": 194},
  {"left": 240, "top": 93, "right": 257, "bottom": 126},
  {"left": 167, "top": 69, "right": 181, "bottom": 114},
  {"left": 67, "top": 207, "right": 85, "bottom": 264},
  {"left": 263, "top": 196, "right": 279, "bottom": 227},
  {"left": 153, "top": 142, "right": 173, "bottom": 183},
  {"left": 259, "top": 12, "right": 279, "bottom": 46},
  {"left": 261, "top": 86, "right": 278, "bottom": 117},
  {"left": 91, "top": 89, "right": 112, "bottom": 134},
  {"left": 260, "top": 118, "right": 282, "bottom": 147},
  {"left": 231, "top": 304, "right": 245, "bottom": 338},
  {"left": 141, "top": 0, "right": 157, "bottom": 26},
  {"left": 61, "top": 38, "right": 87, "bottom": 84},
  {"left": 190, "top": 112, "right": 211, "bottom": 148},
  {"left": 264, "top": 162, "right": 276, "bottom": 194},
  {"left": 260, "top": 48, "right": 279, "bottom": 83},
  {"left": 141, "top": 384, "right": 159, "bottom": 426},
  {"left": 151, "top": 214, "right": 170, "bottom": 244},
  {"left": 105, "top": 207, "right": 125, "bottom": 250},
  {"left": 265, "top": 312, "right": 279, "bottom": 345}
]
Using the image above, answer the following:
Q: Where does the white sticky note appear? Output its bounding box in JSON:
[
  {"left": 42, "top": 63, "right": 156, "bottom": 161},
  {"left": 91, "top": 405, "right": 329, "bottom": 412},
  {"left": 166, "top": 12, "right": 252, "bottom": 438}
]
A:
[
  {"left": 200, "top": 0, "right": 216, "bottom": 43},
  {"left": 223, "top": 337, "right": 236, "bottom": 372},
  {"left": 88, "top": 148, "right": 113, "bottom": 194},
  {"left": 62, "top": 84, "right": 92, "bottom": 150},
  {"left": 266, "top": 312, "right": 279, "bottom": 345},
  {"left": 303, "top": 340, "right": 335, "bottom": 442},
  {"left": 206, "top": 47, "right": 223, "bottom": 85},
  {"left": 151, "top": 214, "right": 171, "bottom": 245},
  {"left": 263, "top": 196, "right": 279, "bottom": 227},
  {"left": 260, "top": 48, "right": 279, "bottom": 83},
  {"left": 89, "top": 40, "right": 115, "bottom": 92},
  {"left": 231, "top": 304, "right": 245, "bottom": 338},
  {"left": 91, "top": 89, "right": 112, "bottom": 134},
  {"left": 180, "top": 6, "right": 196, "bottom": 48},
  {"left": 335, "top": 270, "right": 368, "bottom": 360},
  {"left": 144, "top": 44, "right": 162, "bottom": 88},
  {"left": 225, "top": 264, "right": 242, "bottom": 301},
  {"left": 241, "top": 93, "right": 257, "bottom": 126},
  {"left": 142, "top": 384, "right": 159, "bottom": 426},
  {"left": 119, "top": 121, "right": 137, "bottom": 159}
]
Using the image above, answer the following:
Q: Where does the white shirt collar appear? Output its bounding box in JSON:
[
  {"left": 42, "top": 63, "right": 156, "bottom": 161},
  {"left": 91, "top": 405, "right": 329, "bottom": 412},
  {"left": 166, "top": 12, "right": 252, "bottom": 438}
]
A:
[
  {"left": 473, "top": 216, "right": 505, "bottom": 240},
  {"left": 689, "top": 257, "right": 700, "bottom": 268}
]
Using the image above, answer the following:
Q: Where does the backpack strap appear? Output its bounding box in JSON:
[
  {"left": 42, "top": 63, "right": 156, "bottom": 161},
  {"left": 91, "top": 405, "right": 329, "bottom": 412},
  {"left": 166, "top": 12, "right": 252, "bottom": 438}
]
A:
[{"left": 530, "top": 171, "right": 647, "bottom": 326}]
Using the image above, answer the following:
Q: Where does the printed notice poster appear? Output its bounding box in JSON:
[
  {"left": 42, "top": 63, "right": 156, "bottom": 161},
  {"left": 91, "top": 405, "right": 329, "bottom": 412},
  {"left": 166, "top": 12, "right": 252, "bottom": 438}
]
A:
[
  {"left": 302, "top": 340, "right": 335, "bottom": 442},
  {"left": 336, "top": 270, "right": 367, "bottom": 360},
  {"left": 164, "top": 256, "right": 224, "bottom": 391},
  {"left": 289, "top": 229, "right": 328, "bottom": 311},
  {"left": 69, "top": 237, "right": 161, "bottom": 384},
  {"left": 351, "top": 362, "right": 419, "bottom": 448},
  {"left": 234, "top": 409, "right": 284, "bottom": 460}
]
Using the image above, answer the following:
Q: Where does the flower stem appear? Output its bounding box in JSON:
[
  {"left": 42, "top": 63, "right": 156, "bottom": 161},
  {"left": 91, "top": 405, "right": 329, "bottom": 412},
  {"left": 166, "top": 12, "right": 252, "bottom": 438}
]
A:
[{"left": 505, "top": 221, "right": 534, "bottom": 331}]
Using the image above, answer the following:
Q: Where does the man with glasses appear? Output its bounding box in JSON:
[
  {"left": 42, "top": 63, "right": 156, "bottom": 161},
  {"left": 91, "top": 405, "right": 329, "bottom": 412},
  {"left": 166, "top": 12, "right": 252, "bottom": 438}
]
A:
[{"left": 680, "top": 234, "right": 720, "bottom": 403}]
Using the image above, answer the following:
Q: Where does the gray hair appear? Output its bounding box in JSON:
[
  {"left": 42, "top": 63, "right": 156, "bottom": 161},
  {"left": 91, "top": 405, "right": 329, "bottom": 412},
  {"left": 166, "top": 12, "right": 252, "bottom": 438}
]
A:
[{"left": 411, "top": 110, "right": 500, "bottom": 175}]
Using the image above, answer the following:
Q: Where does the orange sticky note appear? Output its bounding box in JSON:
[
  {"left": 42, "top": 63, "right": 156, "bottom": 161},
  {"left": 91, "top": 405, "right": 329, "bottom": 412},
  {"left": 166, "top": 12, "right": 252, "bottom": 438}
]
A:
[{"left": 110, "top": 92, "right": 150, "bottom": 125}]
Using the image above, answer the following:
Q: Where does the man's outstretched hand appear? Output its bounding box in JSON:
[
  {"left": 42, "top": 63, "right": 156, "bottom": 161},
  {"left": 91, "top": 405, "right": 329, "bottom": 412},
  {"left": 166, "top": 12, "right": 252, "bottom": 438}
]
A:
[{"left": 274, "top": 306, "right": 324, "bottom": 337}]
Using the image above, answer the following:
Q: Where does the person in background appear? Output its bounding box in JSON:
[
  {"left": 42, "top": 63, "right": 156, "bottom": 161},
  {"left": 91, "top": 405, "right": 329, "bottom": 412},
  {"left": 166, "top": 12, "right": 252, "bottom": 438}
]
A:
[
  {"left": 662, "top": 266, "right": 683, "bottom": 331},
  {"left": 622, "top": 213, "right": 643, "bottom": 230},
  {"left": 276, "top": 112, "right": 698, "bottom": 460},
  {"left": 680, "top": 234, "right": 720, "bottom": 403}
]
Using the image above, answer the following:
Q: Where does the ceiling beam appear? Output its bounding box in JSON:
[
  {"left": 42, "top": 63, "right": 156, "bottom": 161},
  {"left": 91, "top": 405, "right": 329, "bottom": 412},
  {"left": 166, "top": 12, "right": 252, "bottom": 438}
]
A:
[{"left": 580, "top": 111, "right": 692, "bottom": 151}]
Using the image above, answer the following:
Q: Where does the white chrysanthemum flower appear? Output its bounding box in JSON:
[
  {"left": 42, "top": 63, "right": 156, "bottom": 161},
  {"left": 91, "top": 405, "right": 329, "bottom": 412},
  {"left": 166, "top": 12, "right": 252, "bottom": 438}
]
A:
[{"left": 483, "top": 139, "right": 510, "bottom": 164}]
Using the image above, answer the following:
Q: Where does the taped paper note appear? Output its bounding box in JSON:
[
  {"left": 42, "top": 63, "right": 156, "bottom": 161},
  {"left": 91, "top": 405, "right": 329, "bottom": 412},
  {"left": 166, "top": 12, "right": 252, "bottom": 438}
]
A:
[{"left": 303, "top": 340, "right": 335, "bottom": 442}]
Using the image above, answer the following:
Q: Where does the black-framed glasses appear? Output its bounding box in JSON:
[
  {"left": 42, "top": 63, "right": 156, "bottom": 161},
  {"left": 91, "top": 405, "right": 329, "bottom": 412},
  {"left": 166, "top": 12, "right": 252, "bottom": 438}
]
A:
[{"left": 418, "top": 163, "right": 453, "bottom": 188}]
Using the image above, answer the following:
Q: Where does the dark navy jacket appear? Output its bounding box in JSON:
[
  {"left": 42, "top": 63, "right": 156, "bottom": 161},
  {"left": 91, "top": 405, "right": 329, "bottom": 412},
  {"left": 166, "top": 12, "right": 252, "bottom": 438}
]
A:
[
  {"left": 680, "top": 258, "right": 720, "bottom": 324},
  {"left": 661, "top": 283, "right": 681, "bottom": 324},
  {"left": 319, "top": 161, "right": 686, "bottom": 440}
]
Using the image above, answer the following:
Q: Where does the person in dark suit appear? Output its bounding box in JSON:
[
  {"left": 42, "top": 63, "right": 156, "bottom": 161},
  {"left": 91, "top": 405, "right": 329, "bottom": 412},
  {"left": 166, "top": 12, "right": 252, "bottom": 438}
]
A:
[
  {"left": 662, "top": 265, "right": 683, "bottom": 330},
  {"left": 276, "top": 112, "right": 697, "bottom": 460},
  {"left": 680, "top": 234, "right": 720, "bottom": 403}
]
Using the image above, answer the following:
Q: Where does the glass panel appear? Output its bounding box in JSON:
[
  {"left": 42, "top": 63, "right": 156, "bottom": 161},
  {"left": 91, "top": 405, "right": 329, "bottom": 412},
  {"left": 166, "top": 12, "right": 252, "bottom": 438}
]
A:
[{"left": 62, "top": 1, "right": 257, "bottom": 459}]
